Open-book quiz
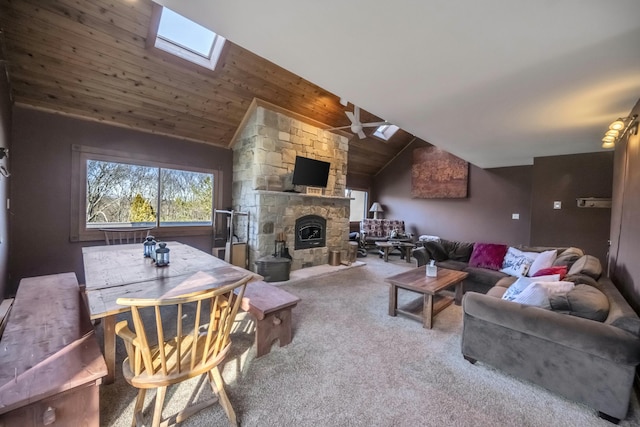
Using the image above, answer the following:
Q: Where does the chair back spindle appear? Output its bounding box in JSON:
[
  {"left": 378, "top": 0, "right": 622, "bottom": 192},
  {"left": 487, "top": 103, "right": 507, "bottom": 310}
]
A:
[{"left": 100, "top": 226, "right": 154, "bottom": 245}]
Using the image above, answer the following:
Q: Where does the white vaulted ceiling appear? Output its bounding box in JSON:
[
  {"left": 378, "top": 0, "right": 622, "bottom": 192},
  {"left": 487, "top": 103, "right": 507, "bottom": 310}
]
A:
[{"left": 156, "top": 0, "right": 640, "bottom": 167}]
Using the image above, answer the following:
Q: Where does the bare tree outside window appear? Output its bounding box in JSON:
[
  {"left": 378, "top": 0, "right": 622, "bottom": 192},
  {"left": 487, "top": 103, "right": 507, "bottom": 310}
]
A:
[
  {"left": 86, "top": 160, "right": 213, "bottom": 228},
  {"left": 160, "top": 168, "right": 213, "bottom": 225}
]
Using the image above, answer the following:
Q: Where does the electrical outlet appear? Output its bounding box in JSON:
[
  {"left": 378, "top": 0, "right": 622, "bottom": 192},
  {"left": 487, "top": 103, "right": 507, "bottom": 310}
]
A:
[
  {"left": 553, "top": 201, "right": 562, "bottom": 209},
  {"left": 512, "top": 213, "right": 520, "bottom": 220}
]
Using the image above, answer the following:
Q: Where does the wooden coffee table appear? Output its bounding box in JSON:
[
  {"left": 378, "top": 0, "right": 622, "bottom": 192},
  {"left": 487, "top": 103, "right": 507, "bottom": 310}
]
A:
[{"left": 385, "top": 267, "right": 468, "bottom": 329}]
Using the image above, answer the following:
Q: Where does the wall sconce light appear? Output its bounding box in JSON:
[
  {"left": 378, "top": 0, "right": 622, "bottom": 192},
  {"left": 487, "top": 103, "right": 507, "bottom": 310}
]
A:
[{"left": 602, "top": 114, "right": 638, "bottom": 149}]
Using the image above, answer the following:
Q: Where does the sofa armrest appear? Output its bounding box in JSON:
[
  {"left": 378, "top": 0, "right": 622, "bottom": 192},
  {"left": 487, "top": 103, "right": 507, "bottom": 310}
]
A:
[{"left": 463, "top": 292, "right": 640, "bottom": 365}]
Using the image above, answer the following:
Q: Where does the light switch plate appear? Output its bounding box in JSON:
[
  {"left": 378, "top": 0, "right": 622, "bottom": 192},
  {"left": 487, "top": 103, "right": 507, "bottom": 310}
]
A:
[
  {"left": 553, "top": 201, "right": 562, "bottom": 209},
  {"left": 512, "top": 213, "right": 520, "bottom": 219}
]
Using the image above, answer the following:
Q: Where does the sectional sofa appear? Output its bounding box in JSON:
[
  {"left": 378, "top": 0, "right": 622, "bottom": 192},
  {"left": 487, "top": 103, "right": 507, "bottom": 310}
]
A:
[
  {"left": 417, "top": 238, "right": 640, "bottom": 422},
  {"left": 462, "top": 263, "right": 640, "bottom": 422},
  {"left": 420, "top": 239, "right": 584, "bottom": 303}
]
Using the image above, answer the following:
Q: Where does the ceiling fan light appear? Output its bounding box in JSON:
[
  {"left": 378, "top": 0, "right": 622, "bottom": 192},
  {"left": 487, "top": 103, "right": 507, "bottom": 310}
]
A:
[
  {"left": 609, "top": 119, "right": 625, "bottom": 131},
  {"left": 605, "top": 129, "right": 619, "bottom": 138},
  {"left": 602, "top": 140, "right": 615, "bottom": 149}
]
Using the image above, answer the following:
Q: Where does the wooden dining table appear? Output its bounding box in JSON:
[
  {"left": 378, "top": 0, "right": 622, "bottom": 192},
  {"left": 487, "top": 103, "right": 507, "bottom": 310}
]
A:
[{"left": 82, "top": 241, "right": 260, "bottom": 384}]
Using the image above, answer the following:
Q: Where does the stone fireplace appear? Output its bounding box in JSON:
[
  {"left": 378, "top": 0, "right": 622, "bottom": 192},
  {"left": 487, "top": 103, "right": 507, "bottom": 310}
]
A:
[{"left": 230, "top": 99, "right": 351, "bottom": 272}]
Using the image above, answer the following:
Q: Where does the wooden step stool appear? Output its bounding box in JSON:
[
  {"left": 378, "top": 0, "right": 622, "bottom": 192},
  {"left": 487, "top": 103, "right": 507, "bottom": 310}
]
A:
[{"left": 241, "top": 280, "right": 300, "bottom": 357}]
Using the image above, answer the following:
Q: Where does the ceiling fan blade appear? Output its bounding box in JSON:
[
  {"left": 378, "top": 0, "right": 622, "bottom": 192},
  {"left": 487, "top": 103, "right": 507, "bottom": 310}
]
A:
[
  {"left": 357, "top": 129, "right": 366, "bottom": 139},
  {"left": 325, "top": 125, "right": 352, "bottom": 131},
  {"left": 360, "top": 121, "right": 389, "bottom": 128},
  {"left": 345, "top": 110, "right": 357, "bottom": 124}
]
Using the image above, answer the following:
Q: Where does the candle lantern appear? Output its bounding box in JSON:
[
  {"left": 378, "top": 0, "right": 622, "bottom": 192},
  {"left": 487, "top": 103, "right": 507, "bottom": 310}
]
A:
[
  {"left": 143, "top": 235, "right": 156, "bottom": 258},
  {"left": 155, "top": 242, "right": 170, "bottom": 267}
]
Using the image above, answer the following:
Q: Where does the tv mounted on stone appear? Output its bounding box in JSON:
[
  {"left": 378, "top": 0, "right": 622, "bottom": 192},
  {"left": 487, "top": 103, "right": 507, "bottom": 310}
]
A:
[{"left": 291, "top": 156, "right": 330, "bottom": 188}]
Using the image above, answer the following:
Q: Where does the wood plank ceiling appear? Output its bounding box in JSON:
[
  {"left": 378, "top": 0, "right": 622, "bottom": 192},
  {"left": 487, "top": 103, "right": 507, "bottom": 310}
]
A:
[{"left": 0, "top": 0, "right": 423, "bottom": 179}]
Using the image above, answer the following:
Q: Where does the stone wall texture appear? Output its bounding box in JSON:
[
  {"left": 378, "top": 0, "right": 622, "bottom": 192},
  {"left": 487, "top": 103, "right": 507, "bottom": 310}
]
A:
[{"left": 232, "top": 106, "right": 351, "bottom": 271}]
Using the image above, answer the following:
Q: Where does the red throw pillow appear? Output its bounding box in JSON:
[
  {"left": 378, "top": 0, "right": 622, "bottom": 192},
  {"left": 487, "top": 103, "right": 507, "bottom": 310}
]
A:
[
  {"left": 468, "top": 243, "right": 508, "bottom": 271},
  {"left": 533, "top": 266, "right": 568, "bottom": 280}
]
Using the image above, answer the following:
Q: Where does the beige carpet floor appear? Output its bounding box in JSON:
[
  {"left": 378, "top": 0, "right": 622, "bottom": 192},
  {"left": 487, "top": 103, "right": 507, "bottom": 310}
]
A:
[{"left": 99, "top": 254, "right": 640, "bottom": 426}]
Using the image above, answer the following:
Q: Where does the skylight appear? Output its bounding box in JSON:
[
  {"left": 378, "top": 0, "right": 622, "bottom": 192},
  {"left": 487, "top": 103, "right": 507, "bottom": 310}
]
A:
[
  {"left": 373, "top": 124, "right": 400, "bottom": 141},
  {"left": 153, "top": 7, "right": 225, "bottom": 70}
]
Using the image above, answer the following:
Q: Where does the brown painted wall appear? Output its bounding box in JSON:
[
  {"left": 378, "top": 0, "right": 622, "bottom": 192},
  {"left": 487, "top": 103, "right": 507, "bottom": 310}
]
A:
[
  {"left": 373, "top": 140, "right": 532, "bottom": 245},
  {"left": 530, "top": 152, "right": 613, "bottom": 264},
  {"left": 610, "top": 99, "right": 640, "bottom": 313},
  {"left": 0, "top": 63, "right": 11, "bottom": 298},
  {"left": 8, "top": 107, "right": 233, "bottom": 294}
]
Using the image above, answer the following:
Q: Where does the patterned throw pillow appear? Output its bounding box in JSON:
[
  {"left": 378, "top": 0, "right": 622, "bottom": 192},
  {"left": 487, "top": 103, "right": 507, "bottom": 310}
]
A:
[
  {"left": 500, "top": 247, "right": 538, "bottom": 277},
  {"left": 468, "top": 243, "right": 509, "bottom": 271}
]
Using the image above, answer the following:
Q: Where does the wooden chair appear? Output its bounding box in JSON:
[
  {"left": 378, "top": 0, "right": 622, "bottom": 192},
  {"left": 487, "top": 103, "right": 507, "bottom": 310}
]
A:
[
  {"left": 115, "top": 274, "right": 253, "bottom": 427},
  {"left": 100, "top": 226, "right": 154, "bottom": 245}
]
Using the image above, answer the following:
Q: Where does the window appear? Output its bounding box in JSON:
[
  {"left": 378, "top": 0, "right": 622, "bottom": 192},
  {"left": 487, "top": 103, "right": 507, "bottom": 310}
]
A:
[
  {"left": 345, "top": 189, "right": 368, "bottom": 221},
  {"left": 373, "top": 124, "right": 400, "bottom": 141},
  {"left": 151, "top": 6, "right": 226, "bottom": 71},
  {"left": 71, "top": 146, "right": 220, "bottom": 241}
]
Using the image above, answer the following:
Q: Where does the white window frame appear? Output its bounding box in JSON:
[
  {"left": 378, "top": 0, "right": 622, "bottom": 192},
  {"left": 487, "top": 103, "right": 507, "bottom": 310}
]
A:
[
  {"left": 373, "top": 124, "right": 400, "bottom": 141},
  {"left": 345, "top": 188, "right": 369, "bottom": 221},
  {"left": 70, "top": 145, "right": 222, "bottom": 242},
  {"left": 148, "top": 4, "right": 226, "bottom": 71}
]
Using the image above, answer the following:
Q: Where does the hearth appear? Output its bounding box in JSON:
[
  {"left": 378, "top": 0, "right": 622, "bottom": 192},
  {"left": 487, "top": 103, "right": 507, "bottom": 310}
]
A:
[{"left": 295, "top": 215, "right": 326, "bottom": 250}]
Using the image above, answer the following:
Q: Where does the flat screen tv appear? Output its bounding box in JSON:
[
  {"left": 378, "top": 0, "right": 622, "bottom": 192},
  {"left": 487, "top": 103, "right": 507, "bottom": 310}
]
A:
[{"left": 291, "top": 155, "right": 330, "bottom": 188}]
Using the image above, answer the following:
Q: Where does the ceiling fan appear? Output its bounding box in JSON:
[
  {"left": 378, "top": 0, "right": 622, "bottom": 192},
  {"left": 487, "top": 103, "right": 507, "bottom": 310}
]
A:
[{"left": 327, "top": 106, "right": 388, "bottom": 139}]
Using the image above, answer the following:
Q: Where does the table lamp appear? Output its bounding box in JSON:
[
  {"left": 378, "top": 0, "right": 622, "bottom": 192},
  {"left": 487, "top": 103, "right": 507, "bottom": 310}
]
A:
[{"left": 369, "top": 202, "right": 384, "bottom": 219}]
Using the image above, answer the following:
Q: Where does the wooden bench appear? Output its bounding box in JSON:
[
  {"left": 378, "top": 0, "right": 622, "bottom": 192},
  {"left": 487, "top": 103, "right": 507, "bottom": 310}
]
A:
[
  {"left": 241, "top": 280, "right": 301, "bottom": 357},
  {"left": 0, "top": 273, "right": 107, "bottom": 426}
]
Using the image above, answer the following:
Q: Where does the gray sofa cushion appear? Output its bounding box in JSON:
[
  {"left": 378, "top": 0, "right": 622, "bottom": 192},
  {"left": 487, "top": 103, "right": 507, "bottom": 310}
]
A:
[
  {"left": 568, "top": 255, "right": 602, "bottom": 280},
  {"left": 549, "top": 284, "right": 609, "bottom": 321},
  {"left": 435, "top": 259, "right": 468, "bottom": 271},
  {"left": 553, "top": 247, "right": 584, "bottom": 269},
  {"left": 563, "top": 273, "right": 600, "bottom": 288},
  {"left": 424, "top": 240, "right": 448, "bottom": 262},
  {"left": 441, "top": 239, "right": 474, "bottom": 262},
  {"left": 463, "top": 266, "right": 509, "bottom": 288}
]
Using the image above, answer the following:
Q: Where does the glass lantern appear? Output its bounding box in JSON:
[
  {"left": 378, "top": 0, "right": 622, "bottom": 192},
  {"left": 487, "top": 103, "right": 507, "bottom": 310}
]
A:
[
  {"left": 143, "top": 235, "right": 156, "bottom": 258},
  {"left": 155, "top": 242, "right": 170, "bottom": 267}
]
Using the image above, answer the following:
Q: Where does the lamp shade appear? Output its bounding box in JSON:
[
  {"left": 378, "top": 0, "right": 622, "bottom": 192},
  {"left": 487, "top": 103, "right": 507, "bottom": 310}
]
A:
[{"left": 369, "top": 202, "right": 384, "bottom": 219}]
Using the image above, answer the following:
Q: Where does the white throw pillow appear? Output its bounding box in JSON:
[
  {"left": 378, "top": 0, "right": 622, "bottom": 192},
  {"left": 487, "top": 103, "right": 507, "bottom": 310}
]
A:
[
  {"left": 501, "top": 274, "right": 561, "bottom": 301},
  {"left": 511, "top": 281, "right": 575, "bottom": 308},
  {"left": 527, "top": 250, "right": 558, "bottom": 276},
  {"left": 500, "top": 247, "right": 538, "bottom": 277}
]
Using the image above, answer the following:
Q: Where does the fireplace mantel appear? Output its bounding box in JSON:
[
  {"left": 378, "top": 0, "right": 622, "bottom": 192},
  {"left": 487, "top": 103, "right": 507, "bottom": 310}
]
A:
[{"left": 255, "top": 190, "right": 351, "bottom": 201}]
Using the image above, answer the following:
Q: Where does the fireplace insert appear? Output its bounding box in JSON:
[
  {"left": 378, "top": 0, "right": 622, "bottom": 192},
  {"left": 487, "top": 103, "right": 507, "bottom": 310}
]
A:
[{"left": 295, "top": 215, "right": 326, "bottom": 250}]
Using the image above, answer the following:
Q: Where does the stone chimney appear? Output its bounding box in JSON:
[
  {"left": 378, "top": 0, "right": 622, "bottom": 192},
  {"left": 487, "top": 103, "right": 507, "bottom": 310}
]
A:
[{"left": 230, "top": 100, "right": 351, "bottom": 271}]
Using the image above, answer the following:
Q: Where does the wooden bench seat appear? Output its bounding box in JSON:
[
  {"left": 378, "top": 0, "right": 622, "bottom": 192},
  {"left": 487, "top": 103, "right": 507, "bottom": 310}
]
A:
[
  {"left": 241, "top": 280, "right": 301, "bottom": 357},
  {"left": 0, "top": 273, "right": 107, "bottom": 426}
]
